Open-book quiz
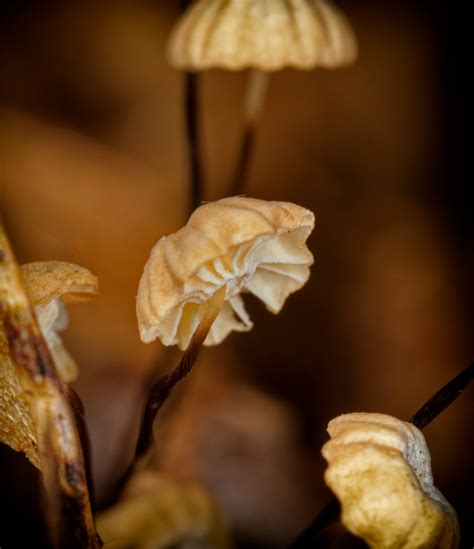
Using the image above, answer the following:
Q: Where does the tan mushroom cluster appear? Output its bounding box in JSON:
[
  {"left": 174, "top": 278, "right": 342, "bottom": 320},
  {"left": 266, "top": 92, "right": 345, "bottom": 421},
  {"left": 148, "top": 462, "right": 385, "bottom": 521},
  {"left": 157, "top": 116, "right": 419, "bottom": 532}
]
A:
[
  {"left": 322, "top": 413, "right": 460, "bottom": 548},
  {"left": 168, "top": 0, "right": 358, "bottom": 71},
  {"left": 0, "top": 261, "right": 97, "bottom": 468},
  {"left": 136, "top": 197, "right": 315, "bottom": 350}
]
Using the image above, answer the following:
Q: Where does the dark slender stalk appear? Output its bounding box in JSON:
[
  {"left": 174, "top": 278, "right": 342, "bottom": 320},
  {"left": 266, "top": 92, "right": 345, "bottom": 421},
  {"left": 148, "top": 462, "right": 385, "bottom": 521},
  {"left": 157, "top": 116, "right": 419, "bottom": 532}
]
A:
[
  {"left": 410, "top": 362, "right": 474, "bottom": 429},
  {"left": 178, "top": 0, "right": 202, "bottom": 212},
  {"left": 184, "top": 71, "right": 203, "bottom": 212},
  {"left": 289, "top": 498, "right": 341, "bottom": 548},
  {"left": 133, "top": 331, "right": 204, "bottom": 464},
  {"left": 111, "top": 287, "right": 225, "bottom": 497},
  {"left": 108, "top": 344, "right": 203, "bottom": 499},
  {"left": 288, "top": 362, "right": 474, "bottom": 548}
]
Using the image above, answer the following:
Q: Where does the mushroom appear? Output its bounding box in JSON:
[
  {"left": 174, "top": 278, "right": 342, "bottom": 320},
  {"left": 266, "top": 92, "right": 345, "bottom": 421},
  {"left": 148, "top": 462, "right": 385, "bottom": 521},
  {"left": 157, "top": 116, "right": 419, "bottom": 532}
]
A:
[
  {"left": 321, "top": 412, "right": 460, "bottom": 548},
  {"left": 136, "top": 196, "right": 315, "bottom": 350},
  {"left": 168, "top": 0, "right": 358, "bottom": 71},
  {"left": 96, "top": 470, "right": 229, "bottom": 548},
  {"left": 20, "top": 261, "right": 98, "bottom": 382},
  {"left": 167, "top": 0, "right": 358, "bottom": 197}
]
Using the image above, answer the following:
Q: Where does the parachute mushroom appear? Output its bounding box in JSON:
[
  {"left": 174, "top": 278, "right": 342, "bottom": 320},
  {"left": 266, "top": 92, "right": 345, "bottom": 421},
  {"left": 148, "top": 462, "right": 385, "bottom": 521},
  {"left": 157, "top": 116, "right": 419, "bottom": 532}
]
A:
[
  {"left": 137, "top": 196, "right": 315, "bottom": 350},
  {"left": 21, "top": 261, "right": 98, "bottom": 382}
]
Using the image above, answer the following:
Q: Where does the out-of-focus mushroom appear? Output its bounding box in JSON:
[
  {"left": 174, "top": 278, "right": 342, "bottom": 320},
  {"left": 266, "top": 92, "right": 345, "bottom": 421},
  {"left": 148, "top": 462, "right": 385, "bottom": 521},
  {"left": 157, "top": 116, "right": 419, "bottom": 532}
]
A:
[
  {"left": 168, "top": 0, "right": 357, "bottom": 71},
  {"left": 137, "top": 196, "right": 315, "bottom": 350},
  {"left": 168, "top": 1, "right": 357, "bottom": 197},
  {"left": 20, "top": 261, "right": 98, "bottom": 382},
  {"left": 321, "top": 412, "right": 460, "bottom": 548},
  {"left": 96, "top": 470, "right": 230, "bottom": 549}
]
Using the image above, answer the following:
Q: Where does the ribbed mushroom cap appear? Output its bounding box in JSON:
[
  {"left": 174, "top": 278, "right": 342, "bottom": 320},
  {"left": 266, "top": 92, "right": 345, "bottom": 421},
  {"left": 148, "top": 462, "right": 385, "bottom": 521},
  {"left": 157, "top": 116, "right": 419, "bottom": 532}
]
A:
[
  {"left": 168, "top": 0, "right": 357, "bottom": 71},
  {"left": 137, "top": 197, "right": 315, "bottom": 350},
  {"left": 322, "top": 413, "right": 460, "bottom": 548}
]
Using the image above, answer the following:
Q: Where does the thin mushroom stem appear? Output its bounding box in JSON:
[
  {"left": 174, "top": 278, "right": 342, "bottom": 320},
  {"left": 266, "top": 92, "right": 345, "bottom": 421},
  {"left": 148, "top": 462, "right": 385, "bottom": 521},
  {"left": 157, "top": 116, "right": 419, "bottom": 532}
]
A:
[
  {"left": 0, "top": 224, "right": 101, "bottom": 549},
  {"left": 114, "top": 286, "right": 226, "bottom": 494},
  {"left": 287, "top": 362, "right": 474, "bottom": 548},
  {"left": 230, "top": 69, "right": 270, "bottom": 196},
  {"left": 178, "top": 0, "right": 203, "bottom": 214},
  {"left": 185, "top": 71, "right": 203, "bottom": 212}
]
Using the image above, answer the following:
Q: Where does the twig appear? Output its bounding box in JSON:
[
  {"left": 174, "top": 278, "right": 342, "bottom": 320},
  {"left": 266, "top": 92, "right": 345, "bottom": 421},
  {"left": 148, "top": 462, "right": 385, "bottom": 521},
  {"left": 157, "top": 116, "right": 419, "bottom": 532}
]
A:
[
  {"left": 287, "top": 362, "right": 474, "bottom": 548},
  {"left": 0, "top": 224, "right": 101, "bottom": 549},
  {"left": 230, "top": 69, "right": 270, "bottom": 196}
]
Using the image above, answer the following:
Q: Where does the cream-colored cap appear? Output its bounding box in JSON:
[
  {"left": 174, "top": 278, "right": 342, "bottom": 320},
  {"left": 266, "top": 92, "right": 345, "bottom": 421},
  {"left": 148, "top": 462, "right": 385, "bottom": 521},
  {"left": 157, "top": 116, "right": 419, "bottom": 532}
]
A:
[{"left": 137, "top": 197, "right": 315, "bottom": 350}]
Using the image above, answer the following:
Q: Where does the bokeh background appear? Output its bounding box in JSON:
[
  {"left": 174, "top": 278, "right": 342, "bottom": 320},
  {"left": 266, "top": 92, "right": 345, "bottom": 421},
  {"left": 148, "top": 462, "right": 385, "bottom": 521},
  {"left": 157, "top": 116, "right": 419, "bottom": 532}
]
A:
[{"left": 0, "top": 1, "right": 471, "bottom": 547}]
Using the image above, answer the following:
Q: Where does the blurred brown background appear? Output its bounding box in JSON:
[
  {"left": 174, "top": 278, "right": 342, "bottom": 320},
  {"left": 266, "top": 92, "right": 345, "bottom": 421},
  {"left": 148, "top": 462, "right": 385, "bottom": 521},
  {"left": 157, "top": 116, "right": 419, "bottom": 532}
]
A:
[{"left": 0, "top": 1, "right": 472, "bottom": 547}]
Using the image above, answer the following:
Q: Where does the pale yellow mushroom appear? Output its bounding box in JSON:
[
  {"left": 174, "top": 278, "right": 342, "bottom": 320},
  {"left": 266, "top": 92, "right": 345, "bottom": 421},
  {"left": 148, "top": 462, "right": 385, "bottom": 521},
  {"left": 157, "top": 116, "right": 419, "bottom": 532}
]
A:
[
  {"left": 20, "top": 261, "right": 98, "bottom": 382},
  {"left": 321, "top": 413, "right": 460, "bottom": 548},
  {"left": 168, "top": 0, "right": 358, "bottom": 71},
  {"left": 137, "top": 196, "right": 315, "bottom": 350}
]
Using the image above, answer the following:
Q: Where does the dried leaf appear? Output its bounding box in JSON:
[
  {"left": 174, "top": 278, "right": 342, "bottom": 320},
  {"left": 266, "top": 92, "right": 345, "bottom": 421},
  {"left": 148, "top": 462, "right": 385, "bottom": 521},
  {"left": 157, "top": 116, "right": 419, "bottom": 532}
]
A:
[{"left": 0, "top": 225, "right": 101, "bottom": 548}]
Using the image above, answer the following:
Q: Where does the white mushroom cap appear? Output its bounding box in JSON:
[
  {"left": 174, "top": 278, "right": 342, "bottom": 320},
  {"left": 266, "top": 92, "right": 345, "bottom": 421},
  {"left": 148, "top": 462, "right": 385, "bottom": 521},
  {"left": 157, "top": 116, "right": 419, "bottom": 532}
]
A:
[
  {"left": 322, "top": 413, "right": 460, "bottom": 548},
  {"left": 20, "top": 261, "right": 98, "bottom": 382},
  {"left": 137, "top": 197, "right": 315, "bottom": 350},
  {"left": 168, "top": 0, "right": 358, "bottom": 71}
]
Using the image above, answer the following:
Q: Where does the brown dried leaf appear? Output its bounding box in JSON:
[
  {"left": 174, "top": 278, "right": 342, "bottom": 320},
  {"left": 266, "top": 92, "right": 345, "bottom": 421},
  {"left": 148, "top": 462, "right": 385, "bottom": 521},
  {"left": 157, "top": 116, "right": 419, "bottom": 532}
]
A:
[
  {"left": 0, "top": 225, "right": 100, "bottom": 547},
  {"left": 0, "top": 320, "right": 40, "bottom": 467}
]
